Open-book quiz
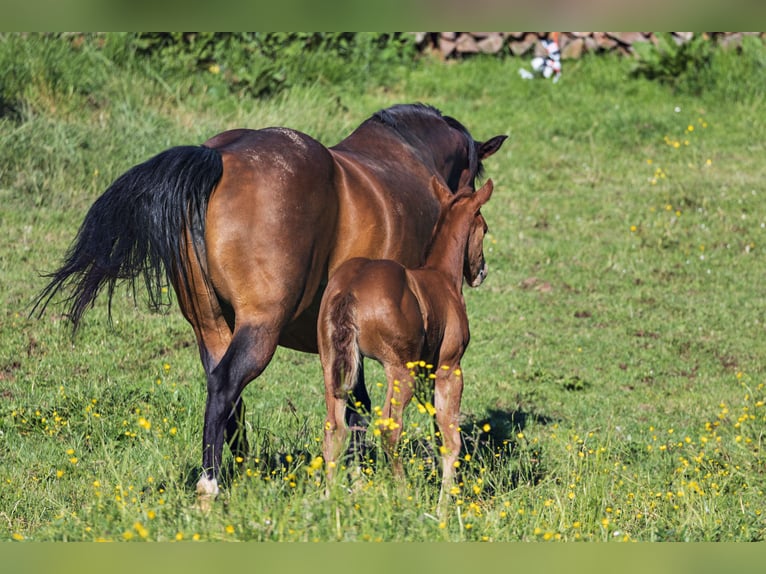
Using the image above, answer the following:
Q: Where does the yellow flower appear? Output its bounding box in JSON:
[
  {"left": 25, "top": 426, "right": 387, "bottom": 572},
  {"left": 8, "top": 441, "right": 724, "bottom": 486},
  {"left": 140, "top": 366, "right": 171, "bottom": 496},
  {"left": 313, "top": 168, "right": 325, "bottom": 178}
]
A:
[
  {"left": 225, "top": 524, "right": 235, "bottom": 535},
  {"left": 56, "top": 469, "right": 64, "bottom": 478},
  {"left": 175, "top": 532, "right": 184, "bottom": 541},
  {"left": 12, "top": 532, "right": 24, "bottom": 541},
  {"left": 134, "top": 522, "right": 149, "bottom": 539},
  {"left": 138, "top": 417, "right": 151, "bottom": 431},
  {"left": 421, "top": 402, "right": 436, "bottom": 416},
  {"left": 482, "top": 423, "right": 491, "bottom": 433},
  {"left": 209, "top": 64, "right": 221, "bottom": 74}
]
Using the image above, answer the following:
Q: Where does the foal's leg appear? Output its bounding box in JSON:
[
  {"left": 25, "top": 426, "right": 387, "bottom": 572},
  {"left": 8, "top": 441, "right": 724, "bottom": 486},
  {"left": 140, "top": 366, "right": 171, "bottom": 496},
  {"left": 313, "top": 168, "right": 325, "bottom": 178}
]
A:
[
  {"left": 321, "top": 360, "right": 349, "bottom": 485},
  {"left": 433, "top": 364, "right": 465, "bottom": 512},
  {"left": 380, "top": 364, "right": 415, "bottom": 478}
]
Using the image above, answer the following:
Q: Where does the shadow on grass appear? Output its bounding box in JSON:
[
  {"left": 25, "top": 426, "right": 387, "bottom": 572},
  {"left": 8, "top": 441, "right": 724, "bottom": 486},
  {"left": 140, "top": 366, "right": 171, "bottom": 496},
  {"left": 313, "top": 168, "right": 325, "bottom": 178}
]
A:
[{"left": 179, "top": 406, "right": 557, "bottom": 497}]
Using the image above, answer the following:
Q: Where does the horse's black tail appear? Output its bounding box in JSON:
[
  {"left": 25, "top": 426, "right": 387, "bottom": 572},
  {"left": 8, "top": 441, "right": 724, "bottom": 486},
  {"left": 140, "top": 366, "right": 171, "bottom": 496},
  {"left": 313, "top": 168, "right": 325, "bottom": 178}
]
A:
[
  {"left": 31, "top": 144, "right": 223, "bottom": 331},
  {"left": 328, "top": 292, "right": 361, "bottom": 398}
]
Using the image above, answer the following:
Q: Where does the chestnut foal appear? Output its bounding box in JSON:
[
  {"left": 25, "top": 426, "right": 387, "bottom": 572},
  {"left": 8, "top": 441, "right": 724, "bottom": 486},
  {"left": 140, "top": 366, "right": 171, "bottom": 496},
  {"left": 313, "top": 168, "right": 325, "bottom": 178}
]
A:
[{"left": 318, "top": 176, "right": 493, "bottom": 508}]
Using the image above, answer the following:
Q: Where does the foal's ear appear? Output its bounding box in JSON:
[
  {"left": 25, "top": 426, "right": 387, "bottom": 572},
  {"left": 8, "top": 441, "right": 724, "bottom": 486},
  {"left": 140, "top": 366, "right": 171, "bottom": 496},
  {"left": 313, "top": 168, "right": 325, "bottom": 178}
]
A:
[
  {"left": 474, "top": 178, "right": 494, "bottom": 206},
  {"left": 478, "top": 135, "right": 507, "bottom": 160},
  {"left": 457, "top": 169, "right": 473, "bottom": 190},
  {"left": 430, "top": 175, "right": 453, "bottom": 205}
]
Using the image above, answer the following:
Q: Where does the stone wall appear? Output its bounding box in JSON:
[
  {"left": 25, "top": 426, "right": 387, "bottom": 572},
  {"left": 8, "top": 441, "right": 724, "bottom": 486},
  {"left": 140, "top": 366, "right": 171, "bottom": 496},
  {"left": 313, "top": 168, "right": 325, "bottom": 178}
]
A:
[{"left": 414, "top": 32, "right": 765, "bottom": 60}]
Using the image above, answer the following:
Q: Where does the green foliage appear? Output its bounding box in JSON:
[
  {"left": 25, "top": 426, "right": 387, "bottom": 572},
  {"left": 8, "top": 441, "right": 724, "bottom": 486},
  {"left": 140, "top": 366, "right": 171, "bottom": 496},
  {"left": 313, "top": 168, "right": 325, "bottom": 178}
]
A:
[
  {"left": 632, "top": 33, "right": 766, "bottom": 100},
  {"left": 0, "top": 33, "right": 111, "bottom": 119},
  {"left": 631, "top": 33, "right": 714, "bottom": 93},
  {"left": 126, "top": 32, "right": 418, "bottom": 98},
  {"left": 701, "top": 35, "right": 766, "bottom": 102},
  {"left": 0, "top": 32, "right": 418, "bottom": 116}
]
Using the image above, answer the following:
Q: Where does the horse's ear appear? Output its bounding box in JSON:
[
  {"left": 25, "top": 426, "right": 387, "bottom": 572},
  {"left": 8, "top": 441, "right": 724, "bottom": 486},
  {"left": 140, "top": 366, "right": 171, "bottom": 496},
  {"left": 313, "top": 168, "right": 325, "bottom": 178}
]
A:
[
  {"left": 430, "top": 175, "right": 453, "bottom": 205},
  {"left": 474, "top": 178, "right": 494, "bottom": 206},
  {"left": 478, "top": 135, "right": 507, "bottom": 160}
]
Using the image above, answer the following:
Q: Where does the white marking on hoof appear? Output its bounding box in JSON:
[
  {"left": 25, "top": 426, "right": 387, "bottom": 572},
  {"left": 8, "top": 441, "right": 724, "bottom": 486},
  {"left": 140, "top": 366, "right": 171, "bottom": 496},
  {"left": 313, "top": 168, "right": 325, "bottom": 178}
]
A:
[{"left": 196, "top": 476, "right": 220, "bottom": 497}]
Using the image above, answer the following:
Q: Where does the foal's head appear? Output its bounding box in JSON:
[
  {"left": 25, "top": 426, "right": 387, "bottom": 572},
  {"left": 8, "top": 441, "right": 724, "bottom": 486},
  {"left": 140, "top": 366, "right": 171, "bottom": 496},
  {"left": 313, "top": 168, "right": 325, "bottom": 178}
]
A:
[{"left": 430, "top": 176, "right": 494, "bottom": 288}]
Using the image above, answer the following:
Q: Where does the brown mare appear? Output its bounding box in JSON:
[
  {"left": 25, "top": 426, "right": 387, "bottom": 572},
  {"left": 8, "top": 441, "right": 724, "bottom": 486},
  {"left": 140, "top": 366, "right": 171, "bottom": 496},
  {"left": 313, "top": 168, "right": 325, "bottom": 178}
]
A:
[
  {"left": 32, "top": 103, "right": 505, "bottom": 503},
  {"left": 318, "top": 177, "right": 493, "bottom": 508}
]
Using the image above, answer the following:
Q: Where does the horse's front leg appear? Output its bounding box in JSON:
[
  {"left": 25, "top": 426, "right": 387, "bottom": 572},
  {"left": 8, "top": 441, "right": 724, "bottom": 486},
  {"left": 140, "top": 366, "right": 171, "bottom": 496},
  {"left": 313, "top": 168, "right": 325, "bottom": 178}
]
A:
[{"left": 433, "top": 364, "right": 464, "bottom": 515}]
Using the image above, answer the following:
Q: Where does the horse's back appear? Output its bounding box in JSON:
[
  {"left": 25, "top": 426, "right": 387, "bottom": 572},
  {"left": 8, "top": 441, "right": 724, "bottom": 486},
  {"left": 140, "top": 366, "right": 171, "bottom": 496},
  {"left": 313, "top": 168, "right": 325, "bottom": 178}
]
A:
[
  {"left": 202, "top": 128, "right": 340, "bottom": 331},
  {"left": 327, "top": 150, "right": 441, "bottom": 272}
]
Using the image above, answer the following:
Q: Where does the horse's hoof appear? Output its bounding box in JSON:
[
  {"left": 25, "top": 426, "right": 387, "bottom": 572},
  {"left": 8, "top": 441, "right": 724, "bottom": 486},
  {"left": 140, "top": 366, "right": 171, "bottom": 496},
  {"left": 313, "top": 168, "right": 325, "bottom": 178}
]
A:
[
  {"left": 195, "top": 493, "right": 215, "bottom": 513},
  {"left": 195, "top": 475, "right": 219, "bottom": 512}
]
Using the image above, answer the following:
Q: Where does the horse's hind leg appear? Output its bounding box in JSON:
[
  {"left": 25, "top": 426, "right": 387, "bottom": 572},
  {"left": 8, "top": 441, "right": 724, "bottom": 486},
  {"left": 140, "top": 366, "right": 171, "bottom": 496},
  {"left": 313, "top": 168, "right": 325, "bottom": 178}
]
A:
[
  {"left": 224, "top": 395, "right": 248, "bottom": 464},
  {"left": 197, "top": 322, "right": 279, "bottom": 500}
]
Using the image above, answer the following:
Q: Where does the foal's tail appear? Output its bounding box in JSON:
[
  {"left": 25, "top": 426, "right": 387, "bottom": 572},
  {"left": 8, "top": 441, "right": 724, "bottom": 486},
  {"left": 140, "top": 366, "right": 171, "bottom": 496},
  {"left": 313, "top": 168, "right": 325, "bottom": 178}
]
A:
[
  {"left": 31, "top": 145, "right": 224, "bottom": 330},
  {"left": 327, "top": 292, "right": 361, "bottom": 399}
]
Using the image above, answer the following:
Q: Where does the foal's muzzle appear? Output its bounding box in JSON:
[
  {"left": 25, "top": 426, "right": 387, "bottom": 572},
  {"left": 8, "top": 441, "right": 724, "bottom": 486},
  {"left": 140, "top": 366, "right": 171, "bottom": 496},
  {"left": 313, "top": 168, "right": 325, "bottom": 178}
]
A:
[{"left": 470, "top": 261, "right": 488, "bottom": 287}]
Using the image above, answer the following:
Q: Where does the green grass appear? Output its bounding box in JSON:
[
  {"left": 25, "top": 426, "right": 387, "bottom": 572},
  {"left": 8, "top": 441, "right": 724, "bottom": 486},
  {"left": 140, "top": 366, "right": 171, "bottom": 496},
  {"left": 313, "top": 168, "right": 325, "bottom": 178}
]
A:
[{"left": 1, "top": 34, "right": 765, "bottom": 542}]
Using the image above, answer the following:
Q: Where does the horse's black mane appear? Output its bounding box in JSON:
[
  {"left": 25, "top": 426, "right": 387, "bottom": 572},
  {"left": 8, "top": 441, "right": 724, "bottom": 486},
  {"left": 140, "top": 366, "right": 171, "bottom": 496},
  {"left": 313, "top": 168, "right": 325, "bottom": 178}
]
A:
[
  {"left": 373, "top": 102, "right": 443, "bottom": 128},
  {"left": 372, "top": 103, "right": 484, "bottom": 182}
]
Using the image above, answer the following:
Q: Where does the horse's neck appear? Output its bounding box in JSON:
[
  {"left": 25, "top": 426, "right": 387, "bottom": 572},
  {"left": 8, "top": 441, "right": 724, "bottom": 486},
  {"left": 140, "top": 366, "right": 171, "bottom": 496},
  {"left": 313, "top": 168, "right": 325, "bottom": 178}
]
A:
[
  {"left": 422, "top": 211, "right": 469, "bottom": 292},
  {"left": 332, "top": 122, "right": 440, "bottom": 175}
]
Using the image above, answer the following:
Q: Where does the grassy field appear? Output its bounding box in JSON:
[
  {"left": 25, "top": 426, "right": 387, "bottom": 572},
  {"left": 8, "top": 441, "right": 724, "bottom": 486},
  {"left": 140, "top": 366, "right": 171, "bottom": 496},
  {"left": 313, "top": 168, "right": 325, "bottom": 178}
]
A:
[{"left": 1, "top": 34, "right": 765, "bottom": 542}]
